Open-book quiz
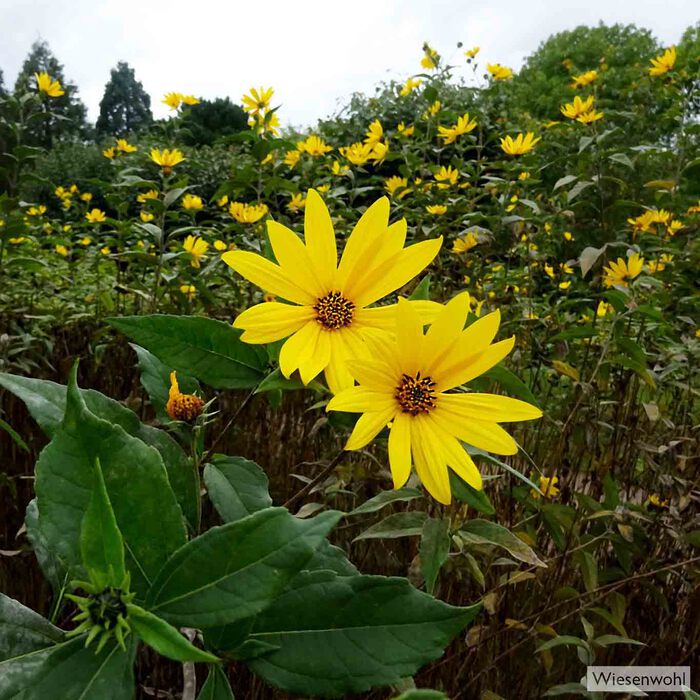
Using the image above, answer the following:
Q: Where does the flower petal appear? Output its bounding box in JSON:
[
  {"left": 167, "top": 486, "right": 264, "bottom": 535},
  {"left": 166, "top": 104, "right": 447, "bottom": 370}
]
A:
[
  {"left": 423, "top": 292, "right": 471, "bottom": 370},
  {"left": 304, "top": 189, "right": 337, "bottom": 290},
  {"left": 278, "top": 322, "right": 320, "bottom": 379},
  {"left": 234, "top": 302, "right": 315, "bottom": 343},
  {"left": 411, "top": 416, "right": 451, "bottom": 504},
  {"left": 299, "top": 327, "right": 332, "bottom": 384},
  {"left": 222, "top": 250, "right": 316, "bottom": 305},
  {"left": 396, "top": 298, "right": 424, "bottom": 376},
  {"left": 436, "top": 336, "right": 515, "bottom": 392},
  {"left": 345, "top": 407, "right": 395, "bottom": 451},
  {"left": 388, "top": 412, "right": 412, "bottom": 489},
  {"left": 440, "top": 393, "right": 542, "bottom": 422},
  {"left": 327, "top": 386, "right": 395, "bottom": 413}
]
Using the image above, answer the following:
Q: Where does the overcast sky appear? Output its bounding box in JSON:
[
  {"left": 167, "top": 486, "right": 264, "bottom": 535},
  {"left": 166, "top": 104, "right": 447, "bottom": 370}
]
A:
[{"left": 1, "top": 0, "right": 697, "bottom": 127}]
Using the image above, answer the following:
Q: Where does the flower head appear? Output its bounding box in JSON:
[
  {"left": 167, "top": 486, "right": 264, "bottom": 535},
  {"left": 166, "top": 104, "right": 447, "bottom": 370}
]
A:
[
  {"left": 182, "top": 194, "right": 203, "bottom": 211},
  {"left": 421, "top": 44, "right": 439, "bottom": 70},
  {"left": 364, "top": 120, "right": 384, "bottom": 146},
  {"left": 287, "top": 193, "right": 307, "bottom": 212},
  {"left": 140, "top": 211, "right": 154, "bottom": 223},
  {"left": 116, "top": 139, "right": 137, "bottom": 153},
  {"left": 434, "top": 165, "right": 459, "bottom": 188},
  {"left": 242, "top": 86, "right": 274, "bottom": 117},
  {"left": 327, "top": 295, "right": 542, "bottom": 503},
  {"left": 137, "top": 189, "right": 159, "bottom": 203},
  {"left": 103, "top": 147, "right": 116, "bottom": 159},
  {"left": 400, "top": 77, "right": 423, "bottom": 96},
  {"left": 649, "top": 46, "right": 676, "bottom": 77},
  {"left": 35, "top": 72, "right": 64, "bottom": 97},
  {"left": 297, "top": 135, "right": 333, "bottom": 157},
  {"left": 86, "top": 208, "right": 107, "bottom": 223},
  {"left": 570, "top": 70, "right": 598, "bottom": 88},
  {"left": 487, "top": 63, "right": 513, "bottom": 81},
  {"left": 229, "top": 202, "right": 269, "bottom": 224},
  {"left": 384, "top": 176, "right": 409, "bottom": 198},
  {"left": 150, "top": 148, "right": 185, "bottom": 174},
  {"left": 426, "top": 204, "right": 447, "bottom": 216},
  {"left": 452, "top": 233, "right": 478, "bottom": 253},
  {"left": 500, "top": 132, "right": 540, "bottom": 156},
  {"left": 162, "top": 92, "right": 183, "bottom": 110},
  {"left": 465, "top": 46, "right": 480, "bottom": 59},
  {"left": 560, "top": 95, "right": 595, "bottom": 119},
  {"left": 531, "top": 475, "right": 560, "bottom": 500},
  {"left": 576, "top": 109, "right": 604, "bottom": 124},
  {"left": 340, "top": 142, "right": 374, "bottom": 166},
  {"left": 166, "top": 371, "right": 204, "bottom": 422},
  {"left": 602, "top": 252, "right": 644, "bottom": 288},
  {"left": 397, "top": 122, "right": 415, "bottom": 137},
  {"left": 183, "top": 235, "right": 209, "bottom": 268},
  {"left": 284, "top": 150, "right": 301, "bottom": 168},
  {"left": 438, "top": 113, "right": 477, "bottom": 145},
  {"left": 182, "top": 95, "right": 200, "bottom": 106},
  {"left": 180, "top": 284, "right": 197, "bottom": 301},
  {"left": 222, "top": 190, "right": 443, "bottom": 394},
  {"left": 55, "top": 244, "right": 69, "bottom": 257}
]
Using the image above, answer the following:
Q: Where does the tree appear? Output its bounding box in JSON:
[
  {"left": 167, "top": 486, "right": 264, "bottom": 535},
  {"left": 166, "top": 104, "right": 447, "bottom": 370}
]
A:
[
  {"left": 13, "top": 40, "right": 88, "bottom": 147},
  {"left": 179, "top": 97, "right": 248, "bottom": 146},
  {"left": 96, "top": 62, "right": 152, "bottom": 137},
  {"left": 0, "top": 68, "right": 7, "bottom": 99}
]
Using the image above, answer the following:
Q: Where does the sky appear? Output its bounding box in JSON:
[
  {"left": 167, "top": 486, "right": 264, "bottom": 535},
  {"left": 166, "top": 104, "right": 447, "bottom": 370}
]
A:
[{"left": 1, "top": 0, "right": 697, "bottom": 127}]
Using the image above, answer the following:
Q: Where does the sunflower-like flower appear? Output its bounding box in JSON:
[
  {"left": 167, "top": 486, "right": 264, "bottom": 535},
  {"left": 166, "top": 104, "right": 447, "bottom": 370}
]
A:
[
  {"left": 560, "top": 95, "right": 595, "bottom": 119},
  {"left": 602, "top": 252, "right": 644, "bottom": 287},
  {"left": 34, "top": 71, "right": 64, "bottom": 97},
  {"left": 576, "top": 109, "right": 604, "bottom": 124},
  {"left": 438, "top": 113, "right": 477, "bottom": 145},
  {"left": 166, "top": 371, "right": 204, "bottom": 421},
  {"left": 116, "top": 139, "right": 137, "bottom": 153},
  {"left": 85, "top": 208, "right": 106, "bottom": 223},
  {"left": 223, "top": 190, "right": 442, "bottom": 393},
  {"left": 150, "top": 148, "right": 185, "bottom": 175},
  {"left": 648, "top": 46, "right": 676, "bottom": 77},
  {"left": 570, "top": 70, "right": 598, "bottom": 88},
  {"left": 486, "top": 63, "right": 513, "bottom": 81},
  {"left": 182, "top": 193, "right": 203, "bottom": 210},
  {"left": 162, "top": 92, "right": 184, "bottom": 110},
  {"left": 327, "top": 295, "right": 542, "bottom": 503},
  {"left": 400, "top": 77, "right": 423, "bottom": 96},
  {"left": 242, "top": 86, "right": 274, "bottom": 117},
  {"left": 500, "top": 132, "right": 540, "bottom": 156},
  {"left": 183, "top": 235, "right": 209, "bottom": 268},
  {"left": 229, "top": 201, "right": 269, "bottom": 224},
  {"left": 298, "top": 135, "right": 333, "bottom": 157},
  {"left": 364, "top": 120, "right": 384, "bottom": 146},
  {"left": 531, "top": 475, "right": 560, "bottom": 500}
]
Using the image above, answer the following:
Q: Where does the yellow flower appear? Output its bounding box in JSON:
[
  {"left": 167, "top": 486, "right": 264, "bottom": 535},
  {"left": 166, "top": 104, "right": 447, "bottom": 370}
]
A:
[
  {"left": 400, "top": 77, "right": 423, "bottom": 96},
  {"left": 397, "top": 122, "right": 415, "bottom": 137},
  {"left": 54, "top": 186, "right": 68, "bottom": 198},
  {"left": 140, "top": 211, "right": 154, "bottom": 222},
  {"left": 27, "top": 205, "right": 47, "bottom": 217},
  {"left": 166, "top": 371, "right": 204, "bottom": 422},
  {"left": 500, "top": 132, "right": 540, "bottom": 156},
  {"left": 647, "top": 255, "right": 672, "bottom": 273},
  {"left": 434, "top": 165, "right": 459, "bottom": 188},
  {"left": 544, "top": 120, "right": 561, "bottom": 129},
  {"left": 254, "top": 111, "right": 281, "bottom": 136},
  {"left": 287, "top": 193, "right": 307, "bottom": 212},
  {"left": 85, "top": 208, "right": 106, "bottom": 223},
  {"left": 326, "top": 295, "right": 542, "bottom": 503},
  {"left": 602, "top": 253, "right": 644, "bottom": 288},
  {"left": 9, "top": 237, "right": 28, "bottom": 245},
  {"left": 317, "top": 184, "right": 330, "bottom": 193},
  {"left": 183, "top": 235, "right": 209, "bottom": 268},
  {"left": 645, "top": 494, "right": 669, "bottom": 510},
  {"left": 364, "top": 120, "right": 384, "bottom": 146},
  {"left": 102, "top": 146, "right": 116, "bottom": 159},
  {"left": 284, "top": 150, "right": 301, "bottom": 168},
  {"left": 667, "top": 219, "right": 683, "bottom": 235},
  {"left": 452, "top": 233, "right": 478, "bottom": 252},
  {"left": 648, "top": 46, "right": 676, "bottom": 77},
  {"left": 180, "top": 284, "right": 197, "bottom": 300},
  {"left": 34, "top": 72, "right": 64, "bottom": 97},
  {"left": 150, "top": 148, "right": 185, "bottom": 174},
  {"left": 80, "top": 192, "right": 93, "bottom": 202},
  {"left": 332, "top": 160, "right": 350, "bottom": 176},
  {"left": 531, "top": 475, "right": 559, "bottom": 500},
  {"left": 426, "top": 204, "right": 447, "bottom": 216},
  {"left": 182, "top": 95, "right": 200, "bottom": 106},
  {"left": 217, "top": 195, "right": 229, "bottom": 208},
  {"left": 340, "top": 142, "right": 374, "bottom": 166},
  {"left": 79, "top": 237, "right": 91, "bottom": 246},
  {"left": 570, "top": 70, "right": 598, "bottom": 88},
  {"left": 544, "top": 264, "right": 555, "bottom": 278},
  {"left": 241, "top": 86, "right": 274, "bottom": 117},
  {"left": 101, "top": 246, "right": 111, "bottom": 255},
  {"left": 563, "top": 231, "right": 574, "bottom": 241},
  {"left": 116, "top": 138, "right": 137, "bottom": 153},
  {"left": 426, "top": 100, "right": 441, "bottom": 117},
  {"left": 214, "top": 239, "right": 228, "bottom": 252},
  {"left": 222, "top": 189, "right": 443, "bottom": 394},
  {"left": 465, "top": 46, "right": 480, "bottom": 59},
  {"left": 371, "top": 141, "right": 389, "bottom": 163},
  {"left": 384, "top": 176, "right": 409, "bottom": 198},
  {"left": 558, "top": 281, "right": 571, "bottom": 290},
  {"left": 137, "top": 189, "right": 159, "bottom": 203},
  {"left": 182, "top": 194, "right": 204, "bottom": 211},
  {"left": 55, "top": 244, "right": 69, "bottom": 256},
  {"left": 577, "top": 110, "right": 604, "bottom": 124},
  {"left": 297, "top": 135, "right": 333, "bottom": 157},
  {"left": 518, "top": 171, "right": 530, "bottom": 180},
  {"left": 162, "top": 92, "right": 183, "bottom": 110},
  {"left": 487, "top": 63, "right": 513, "bottom": 81},
  {"left": 596, "top": 301, "right": 614, "bottom": 317},
  {"left": 438, "top": 113, "right": 477, "bottom": 144},
  {"left": 560, "top": 95, "right": 595, "bottom": 119},
  {"left": 421, "top": 44, "right": 439, "bottom": 70},
  {"left": 229, "top": 202, "right": 269, "bottom": 224}
]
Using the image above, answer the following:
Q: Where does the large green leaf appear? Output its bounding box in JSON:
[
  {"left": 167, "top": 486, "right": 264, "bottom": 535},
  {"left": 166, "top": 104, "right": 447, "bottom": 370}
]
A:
[
  {"left": 80, "top": 458, "right": 126, "bottom": 588},
  {"left": 0, "top": 595, "right": 63, "bottom": 662},
  {"left": 0, "top": 373, "right": 198, "bottom": 530},
  {"left": 420, "top": 517, "right": 450, "bottom": 595},
  {"left": 0, "top": 636, "right": 135, "bottom": 700},
  {"left": 24, "top": 500, "right": 67, "bottom": 594},
  {"left": 203, "top": 456, "right": 272, "bottom": 523},
  {"left": 348, "top": 487, "right": 423, "bottom": 516},
  {"left": 246, "top": 571, "right": 481, "bottom": 696},
  {"left": 34, "top": 367, "right": 187, "bottom": 598},
  {"left": 108, "top": 315, "right": 268, "bottom": 389},
  {"left": 354, "top": 512, "right": 428, "bottom": 541},
  {"left": 197, "top": 666, "right": 235, "bottom": 700},
  {"left": 449, "top": 472, "right": 495, "bottom": 515},
  {"left": 460, "top": 519, "right": 546, "bottom": 568},
  {"left": 146, "top": 508, "right": 342, "bottom": 627}
]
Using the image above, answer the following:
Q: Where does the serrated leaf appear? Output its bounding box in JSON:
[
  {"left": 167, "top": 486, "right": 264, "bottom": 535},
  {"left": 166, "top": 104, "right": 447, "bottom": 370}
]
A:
[{"left": 0, "top": 594, "right": 64, "bottom": 662}]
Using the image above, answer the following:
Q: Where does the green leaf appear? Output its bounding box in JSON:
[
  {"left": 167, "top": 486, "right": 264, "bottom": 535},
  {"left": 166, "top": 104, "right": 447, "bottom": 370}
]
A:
[
  {"left": 536, "top": 635, "right": 591, "bottom": 653},
  {"left": 108, "top": 315, "right": 268, "bottom": 389},
  {"left": 593, "top": 634, "right": 644, "bottom": 648},
  {"left": 246, "top": 571, "right": 481, "bottom": 697},
  {"left": 203, "top": 456, "right": 272, "bottom": 523},
  {"left": 34, "top": 366, "right": 187, "bottom": 598},
  {"left": 197, "top": 666, "right": 235, "bottom": 700},
  {"left": 348, "top": 487, "right": 423, "bottom": 516},
  {"left": 80, "top": 458, "right": 126, "bottom": 588},
  {"left": 146, "top": 508, "right": 342, "bottom": 627},
  {"left": 553, "top": 174, "right": 577, "bottom": 191},
  {"left": 449, "top": 472, "right": 495, "bottom": 514},
  {"left": 254, "top": 368, "right": 324, "bottom": 394},
  {"left": 0, "top": 594, "right": 64, "bottom": 662},
  {"left": 544, "top": 682, "right": 588, "bottom": 696},
  {"left": 24, "top": 500, "right": 66, "bottom": 594},
  {"left": 0, "top": 418, "right": 28, "bottom": 452},
  {"left": 484, "top": 365, "right": 540, "bottom": 408},
  {"left": 420, "top": 517, "right": 450, "bottom": 594},
  {"left": 409, "top": 275, "right": 431, "bottom": 300},
  {"left": 579, "top": 245, "right": 605, "bottom": 278},
  {"left": 132, "top": 344, "right": 199, "bottom": 422},
  {"left": 576, "top": 550, "right": 598, "bottom": 593},
  {"left": 393, "top": 692, "right": 449, "bottom": 700},
  {"left": 0, "top": 373, "right": 198, "bottom": 531},
  {"left": 0, "top": 636, "right": 135, "bottom": 700},
  {"left": 354, "top": 512, "right": 428, "bottom": 541},
  {"left": 127, "top": 604, "right": 218, "bottom": 662},
  {"left": 459, "top": 519, "right": 546, "bottom": 567}
]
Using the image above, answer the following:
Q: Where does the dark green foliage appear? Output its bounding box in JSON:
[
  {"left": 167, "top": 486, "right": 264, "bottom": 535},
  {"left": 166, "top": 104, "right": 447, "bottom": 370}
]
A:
[
  {"left": 13, "top": 40, "right": 89, "bottom": 147},
  {"left": 96, "top": 62, "right": 153, "bottom": 137},
  {"left": 180, "top": 97, "right": 248, "bottom": 146}
]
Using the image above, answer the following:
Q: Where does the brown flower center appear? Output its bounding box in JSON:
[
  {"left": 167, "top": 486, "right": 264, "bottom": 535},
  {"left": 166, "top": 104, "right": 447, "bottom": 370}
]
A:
[
  {"left": 166, "top": 393, "right": 204, "bottom": 422},
  {"left": 314, "top": 291, "right": 355, "bottom": 330},
  {"left": 395, "top": 372, "right": 437, "bottom": 415}
]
